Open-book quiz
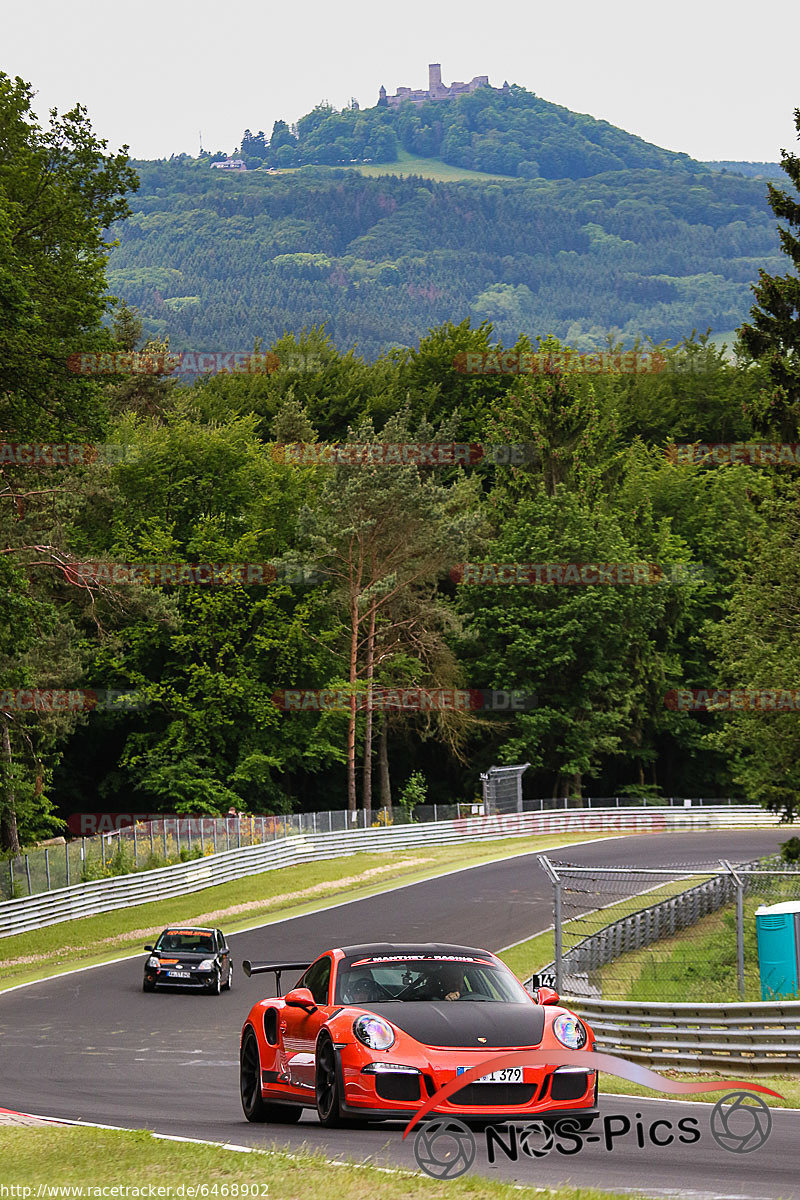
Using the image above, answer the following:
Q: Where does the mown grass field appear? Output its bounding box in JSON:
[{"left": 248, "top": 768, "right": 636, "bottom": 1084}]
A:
[{"left": 269, "top": 149, "right": 518, "bottom": 183}]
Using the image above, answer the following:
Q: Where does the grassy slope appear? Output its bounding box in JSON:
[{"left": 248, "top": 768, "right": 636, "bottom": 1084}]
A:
[
  {"left": 0, "top": 1125, "right": 657, "bottom": 1199},
  {"left": 0, "top": 832, "right": 616, "bottom": 990},
  {"left": 271, "top": 149, "right": 518, "bottom": 183}
]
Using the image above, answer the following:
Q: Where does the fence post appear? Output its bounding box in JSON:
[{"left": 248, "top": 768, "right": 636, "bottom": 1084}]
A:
[
  {"left": 538, "top": 855, "right": 563, "bottom": 993},
  {"left": 65, "top": 841, "right": 70, "bottom": 886},
  {"left": 149, "top": 823, "right": 154, "bottom": 857},
  {"left": 133, "top": 824, "right": 138, "bottom": 866},
  {"left": 9, "top": 857, "right": 14, "bottom": 897},
  {"left": 25, "top": 854, "right": 32, "bottom": 895},
  {"left": 101, "top": 836, "right": 106, "bottom": 868},
  {"left": 213, "top": 821, "right": 218, "bottom": 854},
  {"left": 45, "top": 847, "right": 51, "bottom": 890},
  {"left": 722, "top": 859, "right": 746, "bottom": 999},
  {"left": 163, "top": 822, "right": 168, "bottom": 860}
]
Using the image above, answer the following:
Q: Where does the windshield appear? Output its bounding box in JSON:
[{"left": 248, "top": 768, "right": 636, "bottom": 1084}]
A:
[
  {"left": 334, "top": 954, "right": 530, "bottom": 1004},
  {"left": 155, "top": 930, "right": 215, "bottom": 954}
]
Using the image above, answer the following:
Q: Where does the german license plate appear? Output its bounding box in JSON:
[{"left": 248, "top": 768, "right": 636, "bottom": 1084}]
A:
[
  {"left": 167, "top": 970, "right": 190, "bottom": 978},
  {"left": 457, "top": 1067, "right": 523, "bottom": 1083}
]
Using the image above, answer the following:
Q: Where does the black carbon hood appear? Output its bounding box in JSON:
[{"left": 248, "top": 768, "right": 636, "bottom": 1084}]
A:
[{"left": 358, "top": 1002, "right": 545, "bottom": 1048}]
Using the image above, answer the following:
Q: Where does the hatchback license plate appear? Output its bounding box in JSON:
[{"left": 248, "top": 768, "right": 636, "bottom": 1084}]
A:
[{"left": 167, "top": 970, "right": 190, "bottom": 978}]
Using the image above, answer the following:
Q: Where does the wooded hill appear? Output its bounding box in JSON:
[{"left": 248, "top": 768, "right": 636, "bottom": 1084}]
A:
[{"left": 108, "top": 160, "right": 780, "bottom": 359}]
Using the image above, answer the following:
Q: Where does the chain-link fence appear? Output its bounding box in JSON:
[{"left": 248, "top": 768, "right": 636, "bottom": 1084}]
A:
[
  {"left": 536, "top": 854, "right": 800, "bottom": 1003},
  {"left": 0, "top": 805, "right": 470, "bottom": 900}
]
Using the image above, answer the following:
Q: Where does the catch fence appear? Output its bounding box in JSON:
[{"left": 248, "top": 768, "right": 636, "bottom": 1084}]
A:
[{"left": 532, "top": 854, "right": 800, "bottom": 1001}]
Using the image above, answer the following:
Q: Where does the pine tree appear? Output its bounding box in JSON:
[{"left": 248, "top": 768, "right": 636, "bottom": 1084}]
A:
[{"left": 738, "top": 107, "right": 800, "bottom": 439}]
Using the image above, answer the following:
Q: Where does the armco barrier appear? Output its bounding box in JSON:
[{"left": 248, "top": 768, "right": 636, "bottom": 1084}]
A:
[
  {"left": 568, "top": 997, "right": 800, "bottom": 1072},
  {"left": 0, "top": 805, "right": 778, "bottom": 939}
]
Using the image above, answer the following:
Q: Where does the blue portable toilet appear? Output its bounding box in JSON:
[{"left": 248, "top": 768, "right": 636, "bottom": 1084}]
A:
[{"left": 755, "top": 901, "right": 800, "bottom": 1000}]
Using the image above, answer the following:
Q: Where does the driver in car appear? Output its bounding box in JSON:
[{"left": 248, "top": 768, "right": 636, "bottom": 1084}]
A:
[
  {"left": 439, "top": 963, "right": 466, "bottom": 1001},
  {"left": 345, "top": 975, "right": 378, "bottom": 1004}
]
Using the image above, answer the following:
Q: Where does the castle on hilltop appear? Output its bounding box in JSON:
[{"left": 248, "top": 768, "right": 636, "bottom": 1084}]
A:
[{"left": 379, "top": 64, "right": 508, "bottom": 108}]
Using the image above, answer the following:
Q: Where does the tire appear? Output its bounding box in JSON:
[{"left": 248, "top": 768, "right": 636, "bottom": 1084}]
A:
[
  {"left": 239, "top": 1027, "right": 303, "bottom": 1125},
  {"left": 142, "top": 979, "right": 155, "bottom": 993},
  {"left": 224, "top": 965, "right": 233, "bottom": 991},
  {"left": 315, "top": 1034, "right": 344, "bottom": 1127},
  {"left": 208, "top": 970, "right": 221, "bottom": 995}
]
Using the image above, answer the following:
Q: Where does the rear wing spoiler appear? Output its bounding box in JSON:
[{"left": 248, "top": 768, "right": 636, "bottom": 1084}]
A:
[{"left": 242, "top": 960, "right": 311, "bottom": 995}]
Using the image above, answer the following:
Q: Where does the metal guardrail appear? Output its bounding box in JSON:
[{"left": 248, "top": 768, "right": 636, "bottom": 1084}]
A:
[
  {"left": 3, "top": 795, "right": 754, "bottom": 901},
  {"left": 568, "top": 998, "right": 800, "bottom": 1072},
  {"left": 0, "top": 805, "right": 777, "bottom": 939}
]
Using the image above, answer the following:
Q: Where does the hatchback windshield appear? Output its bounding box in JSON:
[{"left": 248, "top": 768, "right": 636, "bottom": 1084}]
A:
[
  {"left": 155, "top": 930, "right": 215, "bottom": 954},
  {"left": 335, "top": 954, "right": 530, "bottom": 1004}
]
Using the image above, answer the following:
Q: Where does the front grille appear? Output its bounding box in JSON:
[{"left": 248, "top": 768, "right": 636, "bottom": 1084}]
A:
[
  {"left": 550, "top": 1072, "right": 589, "bottom": 1101},
  {"left": 452, "top": 1083, "right": 538, "bottom": 1106},
  {"left": 374, "top": 1073, "right": 421, "bottom": 1102}
]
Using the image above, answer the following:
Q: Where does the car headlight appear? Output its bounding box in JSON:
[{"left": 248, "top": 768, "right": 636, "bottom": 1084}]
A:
[
  {"left": 146, "top": 956, "right": 159, "bottom": 968},
  {"left": 553, "top": 1013, "right": 587, "bottom": 1049},
  {"left": 198, "top": 959, "right": 216, "bottom": 971},
  {"left": 353, "top": 1014, "right": 395, "bottom": 1050}
]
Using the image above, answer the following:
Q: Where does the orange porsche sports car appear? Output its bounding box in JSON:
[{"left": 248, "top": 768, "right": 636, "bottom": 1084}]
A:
[{"left": 239, "top": 942, "right": 598, "bottom": 1126}]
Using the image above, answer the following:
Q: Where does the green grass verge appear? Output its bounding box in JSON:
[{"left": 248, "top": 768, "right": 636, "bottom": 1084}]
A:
[
  {"left": 597, "top": 1071, "right": 799, "bottom": 1108},
  {"left": 0, "top": 1124, "right": 657, "bottom": 1198},
  {"left": 0, "top": 832, "right": 615, "bottom": 991}
]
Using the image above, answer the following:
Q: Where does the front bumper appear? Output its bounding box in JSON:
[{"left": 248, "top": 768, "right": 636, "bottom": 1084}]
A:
[
  {"left": 144, "top": 968, "right": 217, "bottom": 988},
  {"left": 339, "top": 1045, "right": 598, "bottom": 1121}
]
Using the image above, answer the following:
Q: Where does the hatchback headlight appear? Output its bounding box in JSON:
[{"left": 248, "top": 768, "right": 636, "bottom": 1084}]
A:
[
  {"left": 146, "top": 956, "right": 159, "bottom": 968},
  {"left": 553, "top": 1013, "right": 587, "bottom": 1049},
  {"left": 198, "top": 959, "right": 216, "bottom": 970},
  {"left": 353, "top": 1014, "right": 395, "bottom": 1050}
]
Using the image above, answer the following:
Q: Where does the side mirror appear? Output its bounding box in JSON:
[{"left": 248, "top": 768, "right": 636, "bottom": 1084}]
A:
[
  {"left": 536, "top": 986, "right": 560, "bottom": 1006},
  {"left": 285, "top": 986, "right": 318, "bottom": 1013},
  {"left": 144, "top": 945, "right": 153, "bottom": 952}
]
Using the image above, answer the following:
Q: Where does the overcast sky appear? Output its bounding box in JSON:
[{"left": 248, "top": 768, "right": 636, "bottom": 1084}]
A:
[{"left": 3, "top": 0, "right": 798, "bottom": 163}]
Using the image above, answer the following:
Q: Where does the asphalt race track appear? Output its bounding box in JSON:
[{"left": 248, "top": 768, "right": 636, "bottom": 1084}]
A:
[{"left": 2, "top": 830, "right": 798, "bottom": 1198}]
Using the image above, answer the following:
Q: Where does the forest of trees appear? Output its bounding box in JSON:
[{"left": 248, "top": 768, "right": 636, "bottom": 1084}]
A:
[
  {"left": 108, "top": 159, "right": 781, "bottom": 359},
  {"left": 2, "top": 72, "right": 800, "bottom": 852}
]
